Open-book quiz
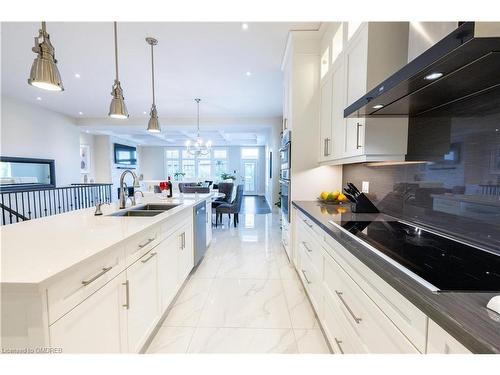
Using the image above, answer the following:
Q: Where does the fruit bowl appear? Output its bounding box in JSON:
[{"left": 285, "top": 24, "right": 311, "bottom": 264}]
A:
[
  {"left": 316, "top": 198, "right": 345, "bottom": 205},
  {"left": 318, "top": 191, "right": 348, "bottom": 205}
]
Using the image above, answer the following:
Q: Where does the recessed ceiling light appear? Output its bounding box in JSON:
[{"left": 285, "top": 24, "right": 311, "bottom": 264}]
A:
[
  {"left": 245, "top": 71, "right": 252, "bottom": 76},
  {"left": 373, "top": 104, "right": 384, "bottom": 109},
  {"left": 143, "top": 111, "right": 147, "bottom": 115},
  {"left": 74, "top": 73, "right": 81, "bottom": 78},
  {"left": 242, "top": 23, "right": 249, "bottom": 30},
  {"left": 424, "top": 72, "right": 443, "bottom": 80},
  {"left": 36, "top": 96, "right": 42, "bottom": 101},
  {"left": 78, "top": 111, "right": 83, "bottom": 115}
]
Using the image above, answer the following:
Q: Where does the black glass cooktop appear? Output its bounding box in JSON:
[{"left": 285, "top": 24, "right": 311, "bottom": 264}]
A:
[{"left": 340, "top": 220, "right": 500, "bottom": 292}]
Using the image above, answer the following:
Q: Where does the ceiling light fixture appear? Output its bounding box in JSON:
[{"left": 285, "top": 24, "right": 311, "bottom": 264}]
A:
[
  {"left": 246, "top": 71, "right": 252, "bottom": 76},
  {"left": 146, "top": 37, "right": 161, "bottom": 133},
  {"left": 36, "top": 96, "right": 42, "bottom": 101},
  {"left": 78, "top": 111, "right": 83, "bottom": 115},
  {"left": 373, "top": 104, "right": 384, "bottom": 109},
  {"left": 108, "top": 22, "right": 129, "bottom": 119},
  {"left": 74, "top": 73, "right": 81, "bottom": 78},
  {"left": 424, "top": 72, "right": 443, "bottom": 81},
  {"left": 185, "top": 98, "right": 212, "bottom": 156},
  {"left": 242, "top": 23, "right": 249, "bottom": 30},
  {"left": 28, "top": 21, "right": 64, "bottom": 91}
]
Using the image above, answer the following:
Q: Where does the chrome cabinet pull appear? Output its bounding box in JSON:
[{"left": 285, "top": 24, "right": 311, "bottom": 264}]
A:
[
  {"left": 301, "top": 270, "right": 312, "bottom": 284},
  {"left": 335, "top": 290, "right": 362, "bottom": 324},
  {"left": 323, "top": 138, "right": 328, "bottom": 156},
  {"left": 141, "top": 251, "right": 157, "bottom": 264},
  {"left": 122, "top": 280, "right": 129, "bottom": 309},
  {"left": 302, "top": 241, "right": 312, "bottom": 253},
  {"left": 334, "top": 338, "right": 345, "bottom": 354},
  {"left": 138, "top": 237, "right": 155, "bottom": 249},
  {"left": 81, "top": 266, "right": 112, "bottom": 286},
  {"left": 303, "top": 219, "right": 313, "bottom": 228},
  {"left": 326, "top": 137, "right": 331, "bottom": 156},
  {"left": 356, "top": 123, "right": 362, "bottom": 149}
]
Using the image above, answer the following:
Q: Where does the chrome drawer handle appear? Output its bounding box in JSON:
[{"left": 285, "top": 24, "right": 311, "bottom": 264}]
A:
[
  {"left": 141, "top": 251, "right": 157, "bottom": 264},
  {"left": 138, "top": 237, "right": 155, "bottom": 248},
  {"left": 335, "top": 290, "right": 362, "bottom": 324},
  {"left": 356, "top": 123, "right": 363, "bottom": 149},
  {"left": 301, "top": 269, "right": 312, "bottom": 284},
  {"left": 122, "top": 280, "right": 130, "bottom": 309},
  {"left": 302, "top": 241, "right": 312, "bottom": 252},
  {"left": 81, "top": 266, "right": 112, "bottom": 286},
  {"left": 303, "top": 219, "right": 313, "bottom": 228},
  {"left": 334, "top": 338, "right": 345, "bottom": 354}
]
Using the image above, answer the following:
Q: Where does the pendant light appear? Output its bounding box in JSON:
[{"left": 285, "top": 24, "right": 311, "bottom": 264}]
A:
[
  {"left": 28, "top": 21, "right": 64, "bottom": 91},
  {"left": 108, "top": 22, "right": 129, "bottom": 119},
  {"left": 146, "top": 37, "right": 160, "bottom": 133},
  {"left": 186, "top": 98, "right": 212, "bottom": 156}
]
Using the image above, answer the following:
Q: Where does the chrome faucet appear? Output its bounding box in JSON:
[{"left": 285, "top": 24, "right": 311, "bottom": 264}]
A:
[
  {"left": 94, "top": 201, "right": 110, "bottom": 216},
  {"left": 119, "top": 169, "right": 140, "bottom": 209}
]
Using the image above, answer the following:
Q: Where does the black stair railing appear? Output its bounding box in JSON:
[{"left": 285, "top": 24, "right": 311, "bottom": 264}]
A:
[{"left": 0, "top": 183, "right": 112, "bottom": 226}]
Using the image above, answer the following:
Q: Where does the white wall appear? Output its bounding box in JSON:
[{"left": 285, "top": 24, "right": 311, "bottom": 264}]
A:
[
  {"left": 1, "top": 96, "right": 80, "bottom": 186},
  {"left": 265, "top": 121, "right": 282, "bottom": 208},
  {"left": 137, "top": 146, "right": 165, "bottom": 180}
]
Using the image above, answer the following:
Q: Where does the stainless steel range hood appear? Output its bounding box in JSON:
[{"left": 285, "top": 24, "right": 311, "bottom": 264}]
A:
[{"left": 344, "top": 22, "right": 500, "bottom": 118}]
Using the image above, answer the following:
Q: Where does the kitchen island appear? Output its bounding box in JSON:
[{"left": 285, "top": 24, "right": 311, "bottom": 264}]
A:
[
  {"left": 291, "top": 201, "right": 500, "bottom": 354},
  {"left": 1, "top": 193, "right": 213, "bottom": 353}
]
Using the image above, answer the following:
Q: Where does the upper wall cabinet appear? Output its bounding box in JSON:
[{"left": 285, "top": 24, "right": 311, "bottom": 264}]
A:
[{"left": 318, "top": 22, "right": 410, "bottom": 165}]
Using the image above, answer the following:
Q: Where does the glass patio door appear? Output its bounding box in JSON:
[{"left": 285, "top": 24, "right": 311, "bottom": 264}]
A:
[{"left": 242, "top": 161, "right": 257, "bottom": 195}]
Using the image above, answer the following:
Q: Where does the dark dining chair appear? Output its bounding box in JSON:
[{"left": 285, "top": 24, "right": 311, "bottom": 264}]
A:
[
  {"left": 215, "top": 184, "right": 244, "bottom": 228},
  {"left": 212, "top": 182, "right": 234, "bottom": 209}
]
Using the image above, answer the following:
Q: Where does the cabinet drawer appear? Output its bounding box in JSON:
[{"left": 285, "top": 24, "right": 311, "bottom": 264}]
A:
[
  {"left": 298, "top": 242, "right": 322, "bottom": 312},
  {"left": 126, "top": 226, "right": 159, "bottom": 266},
  {"left": 322, "top": 291, "right": 367, "bottom": 354},
  {"left": 322, "top": 231, "right": 428, "bottom": 352},
  {"left": 47, "top": 244, "right": 125, "bottom": 325},
  {"left": 427, "top": 319, "right": 471, "bottom": 354},
  {"left": 297, "top": 225, "right": 323, "bottom": 274},
  {"left": 323, "top": 252, "right": 419, "bottom": 353}
]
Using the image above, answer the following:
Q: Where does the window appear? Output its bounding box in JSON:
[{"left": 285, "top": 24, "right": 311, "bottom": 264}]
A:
[
  {"left": 165, "top": 147, "right": 228, "bottom": 180},
  {"left": 241, "top": 148, "right": 259, "bottom": 159}
]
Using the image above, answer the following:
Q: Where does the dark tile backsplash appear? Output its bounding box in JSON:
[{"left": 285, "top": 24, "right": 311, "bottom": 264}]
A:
[{"left": 343, "top": 87, "right": 500, "bottom": 253}]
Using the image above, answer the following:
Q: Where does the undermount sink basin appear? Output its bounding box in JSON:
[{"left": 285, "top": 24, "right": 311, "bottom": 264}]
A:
[
  {"left": 107, "top": 203, "right": 181, "bottom": 217},
  {"left": 131, "top": 203, "right": 181, "bottom": 211},
  {"left": 108, "top": 210, "right": 165, "bottom": 217}
]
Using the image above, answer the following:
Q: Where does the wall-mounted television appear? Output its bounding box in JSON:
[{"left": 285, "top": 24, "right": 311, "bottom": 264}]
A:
[{"left": 114, "top": 143, "right": 137, "bottom": 167}]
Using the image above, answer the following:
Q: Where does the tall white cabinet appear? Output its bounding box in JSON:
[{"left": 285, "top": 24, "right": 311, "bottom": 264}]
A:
[{"left": 318, "top": 22, "right": 410, "bottom": 165}]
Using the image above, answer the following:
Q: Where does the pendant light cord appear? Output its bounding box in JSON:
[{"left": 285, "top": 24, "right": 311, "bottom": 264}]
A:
[
  {"left": 113, "top": 22, "right": 119, "bottom": 81},
  {"left": 151, "top": 44, "right": 156, "bottom": 105},
  {"left": 197, "top": 99, "right": 200, "bottom": 137}
]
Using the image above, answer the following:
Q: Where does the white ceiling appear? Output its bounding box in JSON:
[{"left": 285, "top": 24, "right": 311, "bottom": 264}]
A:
[{"left": 1, "top": 22, "right": 319, "bottom": 118}]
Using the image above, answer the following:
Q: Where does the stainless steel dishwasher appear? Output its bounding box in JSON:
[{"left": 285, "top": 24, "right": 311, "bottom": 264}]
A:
[{"left": 193, "top": 201, "right": 207, "bottom": 266}]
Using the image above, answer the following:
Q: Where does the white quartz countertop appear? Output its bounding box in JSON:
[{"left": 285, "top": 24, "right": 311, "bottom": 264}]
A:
[{"left": 0, "top": 193, "right": 212, "bottom": 285}]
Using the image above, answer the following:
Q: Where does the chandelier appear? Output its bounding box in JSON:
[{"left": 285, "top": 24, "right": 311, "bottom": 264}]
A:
[{"left": 185, "top": 98, "right": 212, "bottom": 156}]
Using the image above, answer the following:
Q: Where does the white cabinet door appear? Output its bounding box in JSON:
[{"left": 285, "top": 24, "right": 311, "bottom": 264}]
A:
[
  {"left": 178, "top": 223, "right": 194, "bottom": 283},
  {"left": 344, "top": 25, "right": 368, "bottom": 106},
  {"left": 49, "top": 272, "right": 127, "bottom": 353},
  {"left": 156, "top": 234, "right": 179, "bottom": 313},
  {"left": 344, "top": 118, "right": 365, "bottom": 157},
  {"left": 319, "top": 73, "right": 333, "bottom": 161},
  {"left": 126, "top": 250, "right": 160, "bottom": 353},
  {"left": 427, "top": 319, "right": 471, "bottom": 354},
  {"left": 331, "top": 60, "right": 346, "bottom": 159}
]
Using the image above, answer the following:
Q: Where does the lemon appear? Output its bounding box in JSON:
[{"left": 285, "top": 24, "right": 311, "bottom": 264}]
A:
[
  {"left": 337, "top": 193, "right": 347, "bottom": 202},
  {"left": 320, "top": 191, "right": 329, "bottom": 200},
  {"left": 331, "top": 190, "right": 340, "bottom": 200}
]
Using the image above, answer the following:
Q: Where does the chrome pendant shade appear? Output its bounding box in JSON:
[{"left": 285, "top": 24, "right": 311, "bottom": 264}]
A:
[
  {"left": 109, "top": 22, "right": 129, "bottom": 119},
  {"left": 146, "top": 37, "right": 160, "bottom": 133},
  {"left": 28, "top": 22, "right": 64, "bottom": 92},
  {"left": 185, "top": 98, "right": 212, "bottom": 156}
]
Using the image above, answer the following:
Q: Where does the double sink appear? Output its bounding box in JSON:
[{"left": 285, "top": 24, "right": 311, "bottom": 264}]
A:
[{"left": 108, "top": 203, "right": 181, "bottom": 217}]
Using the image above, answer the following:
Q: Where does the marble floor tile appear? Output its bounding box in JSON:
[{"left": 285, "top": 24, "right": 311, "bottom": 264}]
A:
[
  {"left": 162, "top": 278, "right": 213, "bottom": 327},
  {"left": 188, "top": 327, "right": 297, "bottom": 353},
  {"left": 282, "top": 278, "right": 319, "bottom": 329},
  {"left": 198, "top": 278, "right": 292, "bottom": 328},
  {"left": 294, "top": 329, "right": 331, "bottom": 354},
  {"left": 146, "top": 211, "right": 330, "bottom": 354},
  {"left": 146, "top": 326, "right": 195, "bottom": 353}
]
